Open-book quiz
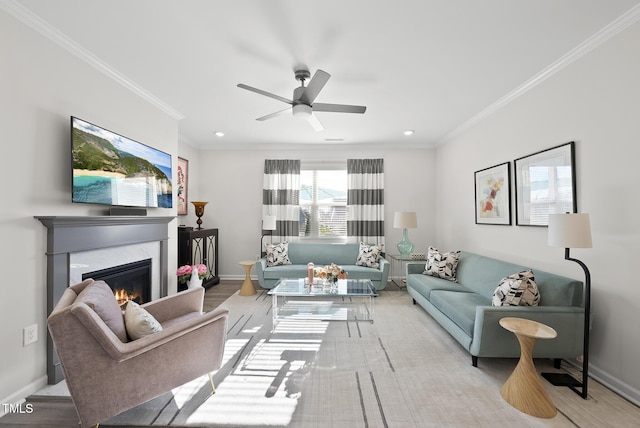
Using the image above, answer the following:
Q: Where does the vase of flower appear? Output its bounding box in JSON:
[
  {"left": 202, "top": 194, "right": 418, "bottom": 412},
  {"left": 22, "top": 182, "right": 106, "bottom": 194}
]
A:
[
  {"left": 315, "top": 263, "right": 348, "bottom": 291},
  {"left": 176, "top": 264, "right": 207, "bottom": 289}
]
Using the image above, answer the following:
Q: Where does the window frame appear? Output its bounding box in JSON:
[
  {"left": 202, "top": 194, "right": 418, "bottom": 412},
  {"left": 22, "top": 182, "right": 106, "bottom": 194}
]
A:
[{"left": 299, "top": 161, "right": 348, "bottom": 242}]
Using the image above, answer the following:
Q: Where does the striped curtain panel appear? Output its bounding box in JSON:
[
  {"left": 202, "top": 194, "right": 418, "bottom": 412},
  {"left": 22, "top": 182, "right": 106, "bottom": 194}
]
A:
[
  {"left": 347, "top": 159, "right": 385, "bottom": 247},
  {"left": 263, "top": 159, "right": 300, "bottom": 243}
]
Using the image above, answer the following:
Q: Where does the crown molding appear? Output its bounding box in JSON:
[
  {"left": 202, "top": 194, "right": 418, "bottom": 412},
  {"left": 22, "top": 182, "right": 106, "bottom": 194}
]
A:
[
  {"left": 0, "top": 0, "right": 184, "bottom": 120},
  {"left": 440, "top": 4, "right": 640, "bottom": 145}
]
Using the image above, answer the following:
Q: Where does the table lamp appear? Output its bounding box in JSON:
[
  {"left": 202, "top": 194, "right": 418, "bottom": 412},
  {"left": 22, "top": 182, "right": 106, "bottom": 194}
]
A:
[
  {"left": 393, "top": 211, "right": 417, "bottom": 257},
  {"left": 542, "top": 212, "right": 592, "bottom": 399}
]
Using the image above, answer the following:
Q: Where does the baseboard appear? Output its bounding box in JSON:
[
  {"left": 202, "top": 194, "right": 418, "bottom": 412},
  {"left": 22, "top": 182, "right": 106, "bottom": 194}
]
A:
[
  {"left": 589, "top": 363, "right": 640, "bottom": 406},
  {"left": 218, "top": 274, "right": 254, "bottom": 281},
  {"left": 0, "top": 375, "right": 47, "bottom": 417}
]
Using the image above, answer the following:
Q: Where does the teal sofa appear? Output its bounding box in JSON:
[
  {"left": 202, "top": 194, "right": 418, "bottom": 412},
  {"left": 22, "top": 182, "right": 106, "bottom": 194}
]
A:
[
  {"left": 406, "top": 251, "right": 584, "bottom": 367},
  {"left": 256, "top": 242, "right": 389, "bottom": 290}
]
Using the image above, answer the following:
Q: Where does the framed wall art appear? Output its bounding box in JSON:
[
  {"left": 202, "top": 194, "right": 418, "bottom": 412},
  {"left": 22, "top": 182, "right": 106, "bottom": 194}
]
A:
[
  {"left": 474, "top": 162, "right": 511, "bottom": 225},
  {"left": 177, "top": 157, "right": 189, "bottom": 215},
  {"left": 514, "top": 141, "right": 576, "bottom": 226}
]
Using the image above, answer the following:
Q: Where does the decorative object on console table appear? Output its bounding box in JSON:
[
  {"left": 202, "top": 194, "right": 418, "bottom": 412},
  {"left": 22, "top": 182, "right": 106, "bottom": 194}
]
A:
[
  {"left": 191, "top": 201, "right": 208, "bottom": 229},
  {"left": 176, "top": 264, "right": 207, "bottom": 289},
  {"left": 260, "top": 214, "right": 277, "bottom": 257},
  {"left": 542, "top": 212, "right": 592, "bottom": 399},
  {"left": 177, "top": 157, "right": 189, "bottom": 215},
  {"left": 177, "top": 226, "right": 219, "bottom": 291},
  {"left": 393, "top": 211, "right": 417, "bottom": 257}
]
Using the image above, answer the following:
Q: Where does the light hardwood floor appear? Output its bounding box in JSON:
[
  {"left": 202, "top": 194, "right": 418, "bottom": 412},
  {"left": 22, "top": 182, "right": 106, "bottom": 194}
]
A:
[{"left": 1, "top": 280, "right": 638, "bottom": 427}]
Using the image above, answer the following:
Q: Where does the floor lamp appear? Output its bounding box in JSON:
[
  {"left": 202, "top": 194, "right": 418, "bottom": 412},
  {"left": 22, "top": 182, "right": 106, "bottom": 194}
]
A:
[
  {"left": 543, "top": 212, "right": 592, "bottom": 399},
  {"left": 260, "top": 215, "right": 277, "bottom": 258}
]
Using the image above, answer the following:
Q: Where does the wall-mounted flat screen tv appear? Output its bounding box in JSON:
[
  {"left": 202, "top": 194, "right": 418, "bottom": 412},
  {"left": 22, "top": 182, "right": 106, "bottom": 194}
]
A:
[{"left": 71, "top": 116, "right": 173, "bottom": 208}]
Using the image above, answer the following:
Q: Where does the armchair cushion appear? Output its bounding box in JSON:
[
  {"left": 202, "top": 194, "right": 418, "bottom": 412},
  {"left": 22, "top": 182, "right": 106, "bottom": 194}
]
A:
[
  {"left": 124, "top": 301, "right": 163, "bottom": 340},
  {"left": 76, "top": 280, "right": 127, "bottom": 342}
]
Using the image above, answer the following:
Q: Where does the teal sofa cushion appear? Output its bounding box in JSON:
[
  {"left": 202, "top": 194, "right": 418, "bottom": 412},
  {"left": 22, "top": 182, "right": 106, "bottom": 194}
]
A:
[
  {"left": 286, "top": 242, "right": 359, "bottom": 265},
  {"left": 430, "top": 290, "right": 491, "bottom": 337},
  {"left": 257, "top": 242, "right": 389, "bottom": 290}
]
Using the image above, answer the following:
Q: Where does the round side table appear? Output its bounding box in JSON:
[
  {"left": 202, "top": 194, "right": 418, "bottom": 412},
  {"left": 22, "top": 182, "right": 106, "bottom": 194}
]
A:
[
  {"left": 238, "top": 260, "right": 257, "bottom": 296},
  {"left": 499, "top": 317, "right": 558, "bottom": 419}
]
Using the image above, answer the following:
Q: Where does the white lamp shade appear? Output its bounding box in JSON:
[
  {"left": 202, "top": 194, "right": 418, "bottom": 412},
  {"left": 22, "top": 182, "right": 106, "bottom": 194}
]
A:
[
  {"left": 548, "top": 213, "right": 592, "bottom": 248},
  {"left": 262, "top": 215, "right": 277, "bottom": 231},
  {"left": 393, "top": 211, "right": 417, "bottom": 229}
]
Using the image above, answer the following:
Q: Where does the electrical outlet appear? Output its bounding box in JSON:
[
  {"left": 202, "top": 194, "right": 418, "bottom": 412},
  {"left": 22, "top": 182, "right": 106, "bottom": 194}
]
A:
[{"left": 23, "top": 324, "right": 38, "bottom": 346}]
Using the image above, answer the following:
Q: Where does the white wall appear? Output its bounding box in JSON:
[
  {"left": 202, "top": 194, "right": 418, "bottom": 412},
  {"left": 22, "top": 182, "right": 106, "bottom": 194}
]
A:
[
  {"left": 5, "top": 0, "right": 639, "bottom": 410},
  {"left": 189, "top": 148, "right": 436, "bottom": 278},
  {"left": 435, "top": 20, "right": 640, "bottom": 403},
  {"left": 0, "top": 10, "right": 179, "bottom": 404},
  {"left": 1, "top": 7, "right": 437, "bottom": 405}
]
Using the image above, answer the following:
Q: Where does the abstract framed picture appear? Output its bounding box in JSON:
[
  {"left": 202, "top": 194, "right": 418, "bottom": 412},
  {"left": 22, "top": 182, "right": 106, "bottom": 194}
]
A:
[
  {"left": 177, "top": 157, "right": 189, "bottom": 215},
  {"left": 514, "top": 141, "right": 576, "bottom": 226},
  {"left": 474, "top": 162, "right": 511, "bottom": 225}
]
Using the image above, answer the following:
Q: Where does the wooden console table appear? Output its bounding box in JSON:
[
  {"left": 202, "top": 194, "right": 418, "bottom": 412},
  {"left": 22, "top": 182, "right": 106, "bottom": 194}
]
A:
[{"left": 178, "top": 226, "right": 220, "bottom": 291}]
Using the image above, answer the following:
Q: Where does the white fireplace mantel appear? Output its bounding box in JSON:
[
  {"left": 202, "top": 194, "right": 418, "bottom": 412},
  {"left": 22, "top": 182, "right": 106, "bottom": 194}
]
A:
[{"left": 36, "top": 215, "right": 175, "bottom": 384}]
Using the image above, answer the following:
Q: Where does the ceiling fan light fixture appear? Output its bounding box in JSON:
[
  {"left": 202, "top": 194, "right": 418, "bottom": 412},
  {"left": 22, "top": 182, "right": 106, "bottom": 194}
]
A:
[{"left": 292, "top": 104, "right": 312, "bottom": 118}]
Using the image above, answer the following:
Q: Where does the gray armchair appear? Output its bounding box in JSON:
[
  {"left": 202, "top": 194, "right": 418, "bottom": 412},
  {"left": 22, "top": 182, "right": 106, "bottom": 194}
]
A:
[{"left": 47, "top": 279, "right": 228, "bottom": 428}]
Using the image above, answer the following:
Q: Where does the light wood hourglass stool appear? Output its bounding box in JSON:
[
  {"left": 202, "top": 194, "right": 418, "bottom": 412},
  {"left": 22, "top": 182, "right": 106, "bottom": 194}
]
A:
[
  {"left": 499, "top": 317, "right": 558, "bottom": 419},
  {"left": 238, "top": 260, "right": 257, "bottom": 296}
]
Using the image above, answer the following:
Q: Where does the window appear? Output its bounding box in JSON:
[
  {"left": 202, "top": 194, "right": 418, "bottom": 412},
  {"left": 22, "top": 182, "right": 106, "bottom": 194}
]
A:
[{"left": 299, "top": 169, "right": 347, "bottom": 238}]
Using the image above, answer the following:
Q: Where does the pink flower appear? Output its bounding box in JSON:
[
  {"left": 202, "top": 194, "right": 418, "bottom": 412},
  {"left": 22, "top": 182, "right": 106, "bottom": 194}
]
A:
[
  {"left": 176, "top": 265, "right": 192, "bottom": 276},
  {"left": 195, "top": 264, "right": 207, "bottom": 276}
]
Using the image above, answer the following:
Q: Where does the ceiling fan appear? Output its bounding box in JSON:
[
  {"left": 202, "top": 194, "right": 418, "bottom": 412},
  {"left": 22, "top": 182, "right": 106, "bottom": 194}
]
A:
[{"left": 237, "top": 68, "right": 366, "bottom": 131}]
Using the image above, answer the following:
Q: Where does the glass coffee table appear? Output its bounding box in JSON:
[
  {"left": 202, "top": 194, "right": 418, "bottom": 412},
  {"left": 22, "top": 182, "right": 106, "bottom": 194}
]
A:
[{"left": 268, "top": 278, "right": 378, "bottom": 326}]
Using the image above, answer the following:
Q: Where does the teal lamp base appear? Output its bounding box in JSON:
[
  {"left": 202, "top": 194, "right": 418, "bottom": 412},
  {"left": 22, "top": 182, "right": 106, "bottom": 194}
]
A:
[{"left": 397, "top": 228, "right": 414, "bottom": 257}]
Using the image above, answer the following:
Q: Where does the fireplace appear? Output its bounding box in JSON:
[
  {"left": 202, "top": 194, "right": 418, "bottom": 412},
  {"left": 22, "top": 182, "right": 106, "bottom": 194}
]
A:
[
  {"left": 36, "top": 215, "right": 174, "bottom": 384},
  {"left": 82, "top": 259, "right": 152, "bottom": 307}
]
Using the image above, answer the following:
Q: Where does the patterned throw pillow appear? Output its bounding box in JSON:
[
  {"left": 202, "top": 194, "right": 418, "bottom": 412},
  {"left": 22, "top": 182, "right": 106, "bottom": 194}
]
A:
[
  {"left": 423, "top": 246, "right": 461, "bottom": 282},
  {"left": 356, "top": 242, "right": 383, "bottom": 268},
  {"left": 265, "top": 241, "right": 292, "bottom": 267},
  {"left": 492, "top": 270, "right": 540, "bottom": 307}
]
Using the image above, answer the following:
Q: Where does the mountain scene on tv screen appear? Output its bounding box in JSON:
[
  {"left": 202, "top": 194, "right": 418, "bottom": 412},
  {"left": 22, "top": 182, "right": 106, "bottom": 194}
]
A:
[{"left": 72, "top": 127, "right": 172, "bottom": 208}]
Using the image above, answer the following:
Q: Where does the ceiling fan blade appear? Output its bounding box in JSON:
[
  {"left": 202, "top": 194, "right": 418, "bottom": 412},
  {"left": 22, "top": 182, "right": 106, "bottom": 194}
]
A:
[
  {"left": 307, "top": 113, "right": 324, "bottom": 132},
  {"left": 256, "top": 107, "right": 291, "bottom": 121},
  {"left": 299, "top": 69, "right": 330, "bottom": 105},
  {"left": 237, "top": 83, "right": 293, "bottom": 105},
  {"left": 312, "top": 103, "right": 367, "bottom": 114}
]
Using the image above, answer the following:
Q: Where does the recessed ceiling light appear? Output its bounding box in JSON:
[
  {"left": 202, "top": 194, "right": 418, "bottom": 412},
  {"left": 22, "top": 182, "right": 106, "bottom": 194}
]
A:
[
  {"left": 214, "top": 131, "right": 225, "bottom": 137},
  {"left": 404, "top": 130, "right": 415, "bottom": 136}
]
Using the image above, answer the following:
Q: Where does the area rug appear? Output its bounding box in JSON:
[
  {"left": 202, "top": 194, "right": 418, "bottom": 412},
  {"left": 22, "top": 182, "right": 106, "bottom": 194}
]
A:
[{"left": 83, "top": 289, "right": 625, "bottom": 427}]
